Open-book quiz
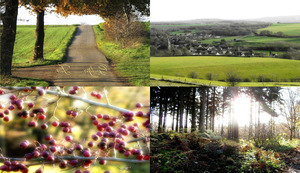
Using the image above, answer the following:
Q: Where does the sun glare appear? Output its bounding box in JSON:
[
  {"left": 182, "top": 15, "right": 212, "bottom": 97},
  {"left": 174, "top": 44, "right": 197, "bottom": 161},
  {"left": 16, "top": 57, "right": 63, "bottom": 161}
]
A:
[{"left": 233, "top": 95, "right": 251, "bottom": 126}]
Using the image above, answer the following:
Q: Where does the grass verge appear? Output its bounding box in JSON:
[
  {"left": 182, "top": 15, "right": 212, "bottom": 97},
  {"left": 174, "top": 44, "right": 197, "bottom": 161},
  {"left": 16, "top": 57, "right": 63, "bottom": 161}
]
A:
[
  {"left": 93, "top": 24, "right": 150, "bottom": 86},
  {"left": 13, "top": 25, "right": 77, "bottom": 68},
  {"left": 0, "top": 75, "right": 49, "bottom": 86},
  {"left": 150, "top": 74, "right": 300, "bottom": 87}
]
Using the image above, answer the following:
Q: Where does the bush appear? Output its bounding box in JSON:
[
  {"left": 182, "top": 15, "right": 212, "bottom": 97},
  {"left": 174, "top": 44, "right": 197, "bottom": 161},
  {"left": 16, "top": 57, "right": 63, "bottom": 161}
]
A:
[
  {"left": 188, "top": 71, "right": 199, "bottom": 79},
  {"left": 226, "top": 70, "right": 241, "bottom": 86},
  {"left": 257, "top": 75, "right": 265, "bottom": 82},
  {"left": 243, "top": 78, "right": 251, "bottom": 82}
]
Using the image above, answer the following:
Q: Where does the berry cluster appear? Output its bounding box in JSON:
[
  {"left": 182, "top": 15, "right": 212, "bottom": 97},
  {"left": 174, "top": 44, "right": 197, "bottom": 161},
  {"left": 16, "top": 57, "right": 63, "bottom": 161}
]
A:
[{"left": 0, "top": 87, "right": 150, "bottom": 173}]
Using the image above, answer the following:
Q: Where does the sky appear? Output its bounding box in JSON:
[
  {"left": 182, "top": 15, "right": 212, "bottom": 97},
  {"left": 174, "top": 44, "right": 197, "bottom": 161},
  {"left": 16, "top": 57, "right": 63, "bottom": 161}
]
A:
[
  {"left": 17, "top": 6, "right": 104, "bottom": 25},
  {"left": 151, "top": 0, "right": 300, "bottom": 22}
]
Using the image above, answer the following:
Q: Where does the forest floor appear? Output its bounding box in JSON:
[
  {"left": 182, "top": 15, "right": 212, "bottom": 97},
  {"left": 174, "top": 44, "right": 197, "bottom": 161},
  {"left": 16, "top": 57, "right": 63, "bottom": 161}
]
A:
[
  {"left": 12, "top": 25, "right": 130, "bottom": 86},
  {"left": 151, "top": 132, "right": 300, "bottom": 173},
  {"left": 285, "top": 144, "right": 300, "bottom": 172}
]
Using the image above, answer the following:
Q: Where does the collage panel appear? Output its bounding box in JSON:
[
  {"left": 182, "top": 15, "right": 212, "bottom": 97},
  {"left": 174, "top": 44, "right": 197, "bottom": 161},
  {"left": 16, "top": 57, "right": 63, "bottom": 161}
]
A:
[
  {"left": 150, "top": 0, "right": 300, "bottom": 87},
  {"left": 0, "top": 0, "right": 150, "bottom": 86},
  {"left": 0, "top": 86, "right": 150, "bottom": 173},
  {"left": 150, "top": 86, "right": 300, "bottom": 173}
]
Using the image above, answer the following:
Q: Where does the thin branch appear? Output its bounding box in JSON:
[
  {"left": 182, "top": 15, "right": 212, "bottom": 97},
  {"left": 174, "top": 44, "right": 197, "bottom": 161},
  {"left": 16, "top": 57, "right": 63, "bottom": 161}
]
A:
[{"left": 1, "top": 87, "right": 148, "bottom": 117}]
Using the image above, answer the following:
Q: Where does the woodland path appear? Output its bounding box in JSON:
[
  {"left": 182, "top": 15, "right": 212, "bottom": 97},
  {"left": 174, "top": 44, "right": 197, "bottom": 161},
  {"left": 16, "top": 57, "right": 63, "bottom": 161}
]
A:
[{"left": 12, "top": 25, "right": 130, "bottom": 86}]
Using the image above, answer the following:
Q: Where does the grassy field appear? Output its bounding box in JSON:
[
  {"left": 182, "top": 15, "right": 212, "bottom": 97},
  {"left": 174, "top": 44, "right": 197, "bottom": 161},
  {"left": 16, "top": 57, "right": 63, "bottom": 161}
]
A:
[
  {"left": 201, "top": 35, "right": 300, "bottom": 47},
  {"left": 151, "top": 56, "right": 300, "bottom": 86},
  {"left": 93, "top": 24, "right": 150, "bottom": 86},
  {"left": 257, "top": 23, "right": 300, "bottom": 36},
  {"left": 13, "top": 25, "right": 77, "bottom": 68}
]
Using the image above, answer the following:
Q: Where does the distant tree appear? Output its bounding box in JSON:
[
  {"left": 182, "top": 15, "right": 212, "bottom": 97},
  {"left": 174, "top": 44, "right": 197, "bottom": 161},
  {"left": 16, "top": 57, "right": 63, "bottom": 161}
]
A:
[{"left": 281, "top": 88, "right": 300, "bottom": 140}]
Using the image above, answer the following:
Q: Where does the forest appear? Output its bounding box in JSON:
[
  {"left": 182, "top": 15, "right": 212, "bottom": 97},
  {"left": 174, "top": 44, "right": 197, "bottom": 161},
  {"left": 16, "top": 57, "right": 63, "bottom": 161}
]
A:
[{"left": 150, "top": 87, "right": 300, "bottom": 173}]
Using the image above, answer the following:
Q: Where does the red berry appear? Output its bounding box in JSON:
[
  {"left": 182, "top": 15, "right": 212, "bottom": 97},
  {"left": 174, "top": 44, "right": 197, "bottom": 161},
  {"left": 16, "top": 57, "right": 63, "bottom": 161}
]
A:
[
  {"left": 83, "top": 150, "right": 91, "bottom": 157},
  {"left": 136, "top": 103, "right": 143, "bottom": 108},
  {"left": 38, "top": 114, "right": 46, "bottom": 120},
  {"left": 59, "top": 160, "right": 67, "bottom": 169},
  {"left": 96, "top": 93, "right": 103, "bottom": 99},
  {"left": 28, "top": 121, "right": 38, "bottom": 127},
  {"left": 38, "top": 89, "right": 45, "bottom": 96},
  {"left": 103, "top": 114, "right": 110, "bottom": 120},
  {"left": 3, "top": 116, "right": 10, "bottom": 122},
  {"left": 97, "top": 114, "right": 103, "bottom": 118},
  {"left": 49, "top": 139, "right": 56, "bottom": 146},
  {"left": 0, "top": 89, "right": 4, "bottom": 95},
  {"left": 69, "top": 160, "right": 78, "bottom": 166},
  {"left": 136, "top": 111, "right": 144, "bottom": 117},
  {"left": 20, "top": 140, "right": 30, "bottom": 149},
  {"left": 52, "top": 121, "right": 59, "bottom": 127},
  {"left": 44, "top": 134, "right": 52, "bottom": 141},
  {"left": 9, "top": 95, "right": 16, "bottom": 100},
  {"left": 65, "top": 135, "right": 73, "bottom": 142},
  {"left": 28, "top": 102, "right": 34, "bottom": 108},
  {"left": 69, "top": 90, "right": 77, "bottom": 95},
  {"left": 91, "top": 91, "right": 97, "bottom": 97},
  {"left": 75, "top": 144, "right": 83, "bottom": 151},
  {"left": 99, "top": 160, "right": 107, "bottom": 165},
  {"left": 41, "top": 123, "right": 48, "bottom": 129},
  {"left": 88, "top": 141, "right": 95, "bottom": 147}
]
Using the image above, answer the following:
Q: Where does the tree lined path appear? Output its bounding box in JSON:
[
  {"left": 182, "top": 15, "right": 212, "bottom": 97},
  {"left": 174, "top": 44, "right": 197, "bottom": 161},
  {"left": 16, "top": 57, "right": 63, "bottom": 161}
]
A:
[{"left": 12, "top": 25, "right": 130, "bottom": 86}]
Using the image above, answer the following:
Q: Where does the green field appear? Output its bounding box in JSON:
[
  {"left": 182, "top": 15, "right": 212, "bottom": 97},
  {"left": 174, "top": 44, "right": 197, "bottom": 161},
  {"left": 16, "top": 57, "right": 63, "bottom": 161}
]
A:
[
  {"left": 201, "top": 35, "right": 300, "bottom": 47},
  {"left": 257, "top": 23, "right": 300, "bottom": 36},
  {"left": 150, "top": 56, "right": 300, "bottom": 86},
  {"left": 13, "top": 25, "right": 77, "bottom": 67},
  {"left": 93, "top": 24, "right": 150, "bottom": 86}
]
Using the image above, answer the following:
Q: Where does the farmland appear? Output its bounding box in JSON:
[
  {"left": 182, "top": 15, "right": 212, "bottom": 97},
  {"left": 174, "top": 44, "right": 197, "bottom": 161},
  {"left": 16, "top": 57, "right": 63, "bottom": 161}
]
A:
[
  {"left": 13, "top": 25, "right": 76, "bottom": 68},
  {"left": 150, "top": 56, "right": 300, "bottom": 86},
  {"left": 258, "top": 23, "right": 300, "bottom": 36}
]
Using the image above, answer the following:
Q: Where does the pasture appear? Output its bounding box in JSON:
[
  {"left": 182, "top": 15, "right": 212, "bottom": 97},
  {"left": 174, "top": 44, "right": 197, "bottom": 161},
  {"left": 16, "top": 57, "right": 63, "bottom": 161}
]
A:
[
  {"left": 257, "top": 23, "right": 300, "bottom": 36},
  {"left": 150, "top": 56, "right": 300, "bottom": 86},
  {"left": 13, "top": 25, "right": 76, "bottom": 67}
]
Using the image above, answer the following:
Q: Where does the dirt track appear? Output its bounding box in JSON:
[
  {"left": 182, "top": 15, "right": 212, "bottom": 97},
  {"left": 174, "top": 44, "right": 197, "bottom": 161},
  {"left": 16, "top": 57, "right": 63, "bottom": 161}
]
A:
[{"left": 13, "top": 25, "right": 130, "bottom": 86}]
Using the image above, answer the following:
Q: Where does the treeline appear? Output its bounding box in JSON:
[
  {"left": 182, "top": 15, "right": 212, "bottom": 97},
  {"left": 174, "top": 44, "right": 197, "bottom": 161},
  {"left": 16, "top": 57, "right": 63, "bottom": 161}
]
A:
[{"left": 151, "top": 87, "right": 300, "bottom": 141}]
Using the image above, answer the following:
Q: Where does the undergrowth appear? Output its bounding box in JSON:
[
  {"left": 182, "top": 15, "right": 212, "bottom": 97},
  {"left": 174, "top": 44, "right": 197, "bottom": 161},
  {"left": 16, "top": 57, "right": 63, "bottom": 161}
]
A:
[{"left": 151, "top": 132, "right": 294, "bottom": 173}]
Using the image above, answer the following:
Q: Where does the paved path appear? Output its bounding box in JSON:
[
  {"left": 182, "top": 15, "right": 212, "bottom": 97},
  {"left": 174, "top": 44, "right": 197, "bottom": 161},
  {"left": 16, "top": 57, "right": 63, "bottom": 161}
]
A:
[{"left": 13, "top": 25, "right": 130, "bottom": 86}]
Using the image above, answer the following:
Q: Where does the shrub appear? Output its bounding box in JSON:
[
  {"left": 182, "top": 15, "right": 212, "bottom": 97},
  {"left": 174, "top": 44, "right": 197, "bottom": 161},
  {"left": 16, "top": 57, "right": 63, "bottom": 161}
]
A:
[
  {"left": 188, "top": 71, "right": 199, "bottom": 79},
  {"left": 226, "top": 70, "right": 241, "bottom": 86}
]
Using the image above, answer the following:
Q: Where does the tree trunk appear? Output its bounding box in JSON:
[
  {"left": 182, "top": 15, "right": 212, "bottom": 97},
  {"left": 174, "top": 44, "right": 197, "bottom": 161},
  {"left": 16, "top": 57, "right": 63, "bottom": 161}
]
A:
[
  {"left": 211, "top": 87, "right": 216, "bottom": 131},
  {"left": 249, "top": 96, "right": 253, "bottom": 138},
  {"left": 179, "top": 92, "right": 184, "bottom": 132},
  {"left": 34, "top": 9, "right": 45, "bottom": 60},
  {"left": 162, "top": 98, "right": 168, "bottom": 132},
  {"left": 0, "top": 0, "right": 18, "bottom": 76},
  {"left": 158, "top": 94, "right": 163, "bottom": 133},
  {"left": 171, "top": 103, "right": 175, "bottom": 131},
  {"left": 184, "top": 93, "right": 190, "bottom": 133},
  {"left": 205, "top": 88, "right": 209, "bottom": 130},
  {"left": 176, "top": 99, "right": 180, "bottom": 132},
  {"left": 191, "top": 88, "right": 196, "bottom": 132},
  {"left": 199, "top": 88, "right": 206, "bottom": 132}
]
